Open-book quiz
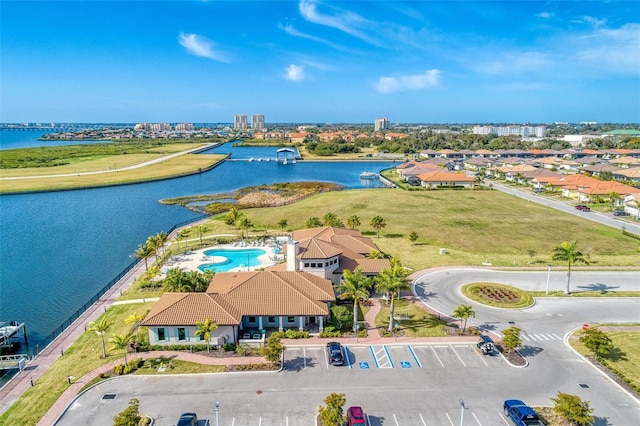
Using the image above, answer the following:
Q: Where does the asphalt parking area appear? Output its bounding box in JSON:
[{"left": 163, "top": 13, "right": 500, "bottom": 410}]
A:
[
  {"left": 366, "top": 407, "right": 510, "bottom": 425},
  {"left": 409, "top": 344, "right": 503, "bottom": 369},
  {"left": 282, "top": 346, "right": 327, "bottom": 371}
]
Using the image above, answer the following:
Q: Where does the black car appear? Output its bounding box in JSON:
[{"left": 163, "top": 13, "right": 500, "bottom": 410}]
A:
[
  {"left": 613, "top": 210, "right": 629, "bottom": 216},
  {"left": 326, "top": 341, "right": 344, "bottom": 366},
  {"left": 176, "top": 412, "right": 198, "bottom": 426}
]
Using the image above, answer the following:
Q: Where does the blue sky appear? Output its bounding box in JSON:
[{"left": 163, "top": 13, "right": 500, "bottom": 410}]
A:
[{"left": 2, "top": 1, "right": 639, "bottom": 124}]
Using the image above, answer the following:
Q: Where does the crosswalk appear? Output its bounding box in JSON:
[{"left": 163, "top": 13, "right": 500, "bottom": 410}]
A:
[{"left": 521, "top": 332, "right": 562, "bottom": 342}]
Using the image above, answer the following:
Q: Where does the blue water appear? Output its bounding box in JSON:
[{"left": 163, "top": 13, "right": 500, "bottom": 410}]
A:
[
  {"left": 198, "top": 248, "right": 267, "bottom": 272},
  {"left": 0, "top": 135, "right": 398, "bottom": 347},
  {"left": 0, "top": 129, "right": 113, "bottom": 149}
]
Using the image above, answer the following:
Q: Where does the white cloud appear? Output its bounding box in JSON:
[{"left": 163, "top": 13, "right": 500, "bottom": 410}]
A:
[
  {"left": 178, "top": 32, "right": 230, "bottom": 62},
  {"left": 298, "top": 0, "right": 380, "bottom": 46},
  {"left": 374, "top": 70, "right": 441, "bottom": 94},
  {"left": 475, "top": 51, "right": 552, "bottom": 76},
  {"left": 575, "top": 23, "right": 640, "bottom": 75},
  {"left": 284, "top": 64, "right": 305, "bottom": 81},
  {"left": 536, "top": 11, "right": 552, "bottom": 19}
]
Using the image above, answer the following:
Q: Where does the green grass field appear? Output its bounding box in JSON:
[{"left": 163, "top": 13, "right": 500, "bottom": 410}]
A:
[{"left": 195, "top": 189, "right": 639, "bottom": 268}]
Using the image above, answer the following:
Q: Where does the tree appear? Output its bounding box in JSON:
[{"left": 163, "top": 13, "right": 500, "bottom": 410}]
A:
[
  {"left": 321, "top": 212, "right": 344, "bottom": 227},
  {"left": 110, "top": 332, "right": 133, "bottom": 363},
  {"left": 552, "top": 240, "right": 589, "bottom": 294},
  {"left": 148, "top": 232, "right": 168, "bottom": 256},
  {"left": 176, "top": 229, "right": 191, "bottom": 252},
  {"left": 501, "top": 326, "right": 522, "bottom": 353},
  {"left": 346, "top": 214, "right": 361, "bottom": 230},
  {"left": 195, "top": 318, "right": 218, "bottom": 353},
  {"left": 261, "top": 334, "right": 285, "bottom": 367},
  {"left": 367, "top": 249, "right": 385, "bottom": 259},
  {"left": 579, "top": 327, "right": 613, "bottom": 359},
  {"left": 370, "top": 215, "right": 386, "bottom": 238},
  {"left": 330, "top": 305, "right": 352, "bottom": 331},
  {"left": 318, "top": 392, "right": 346, "bottom": 426},
  {"left": 196, "top": 225, "right": 210, "bottom": 247},
  {"left": 375, "top": 260, "right": 410, "bottom": 332},
  {"left": 452, "top": 304, "right": 476, "bottom": 332},
  {"left": 607, "top": 191, "right": 620, "bottom": 208},
  {"left": 134, "top": 243, "right": 154, "bottom": 271},
  {"left": 125, "top": 312, "right": 145, "bottom": 344},
  {"left": 237, "top": 216, "right": 253, "bottom": 238},
  {"left": 88, "top": 318, "right": 113, "bottom": 358},
  {"left": 277, "top": 219, "right": 288, "bottom": 232},
  {"left": 336, "top": 267, "right": 370, "bottom": 332},
  {"left": 225, "top": 206, "right": 244, "bottom": 229},
  {"left": 113, "top": 398, "right": 142, "bottom": 426},
  {"left": 408, "top": 231, "right": 419, "bottom": 244},
  {"left": 304, "top": 216, "right": 322, "bottom": 228},
  {"left": 552, "top": 392, "right": 594, "bottom": 426}
]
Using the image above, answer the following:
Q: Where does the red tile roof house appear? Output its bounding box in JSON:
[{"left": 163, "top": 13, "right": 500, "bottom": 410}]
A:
[
  {"left": 141, "top": 227, "right": 390, "bottom": 347},
  {"left": 417, "top": 170, "right": 476, "bottom": 188}
]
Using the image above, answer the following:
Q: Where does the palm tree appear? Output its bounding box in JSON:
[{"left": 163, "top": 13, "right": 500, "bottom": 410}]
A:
[
  {"left": 346, "top": 215, "right": 361, "bottom": 230},
  {"left": 197, "top": 225, "right": 210, "bottom": 247},
  {"left": 370, "top": 215, "right": 386, "bottom": 238},
  {"left": 110, "top": 332, "right": 133, "bottom": 363},
  {"left": 607, "top": 192, "right": 620, "bottom": 209},
  {"left": 176, "top": 229, "right": 191, "bottom": 252},
  {"left": 552, "top": 240, "right": 589, "bottom": 294},
  {"left": 453, "top": 304, "right": 476, "bottom": 332},
  {"left": 375, "top": 261, "right": 410, "bottom": 332},
  {"left": 134, "top": 243, "right": 154, "bottom": 271},
  {"left": 125, "top": 312, "right": 145, "bottom": 343},
  {"left": 226, "top": 206, "right": 244, "bottom": 230},
  {"left": 336, "top": 267, "right": 370, "bottom": 332},
  {"left": 88, "top": 318, "right": 113, "bottom": 358},
  {"left": 237, "top": 216, "right": 253, "bottom": 239},
  {"left": 277, "top": 219, "right": 288, "bottom": 232},
  {"left": 195, "top": 318, "right": 219, "bottom": 353}
]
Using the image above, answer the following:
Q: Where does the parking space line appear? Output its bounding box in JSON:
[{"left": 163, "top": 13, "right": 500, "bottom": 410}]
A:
[
  {"left": 498, "top": 411, "right": 511, "bottom": 425},
  {"left": 344, "top": 346, "right": 353, "bottom": 369},
  {"left": 231, "top": 418, "right": 235, "bottom": 426},
  {"left": 303, "top": 346, "right": 307, "bottom": 369},
  {"left": 445, "top": 412, "right": 455, "bottom": 425},
  {"left": 383, "top": 345, "right": 395, "bottom": 368},
  {"left": 419, "top": 413, "right": 427, "bottom": 425},
  {"left": 449, "top": 345, "right": 467, "bottom": 367},
  {"left": 552, "top": 333, "right": 561, "bottom": 340},
  {"left": 521, "top": 334, "right": 530, "bottom": 341},
  {"left": 472, "top": 411, "right": 482, "bottom": 425},
  {"left": 369, "top": 345, "right": 380, "bottom": 368},
  {"left": 408, "top": 345, "right": 423, "bottom": 368},
  {"left": 430, "top": 345, "right": 445, "bottom": 367},
  {"left": 540, "top": 334, "right": 550, "bottom": 340},
  {"left": 393, "top": 413, "right": 399, "bottom": 425},
  {"left": 472, "top": 344, "right": 489, "bottom": 366}
]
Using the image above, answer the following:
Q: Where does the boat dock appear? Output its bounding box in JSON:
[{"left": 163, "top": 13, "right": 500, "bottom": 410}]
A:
[{"left": 0, "top": 321, "right": 27, "bottom": 350}]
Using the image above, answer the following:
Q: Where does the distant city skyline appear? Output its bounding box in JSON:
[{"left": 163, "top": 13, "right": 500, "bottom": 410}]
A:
[{"left": 2, "top": 1, "right": 639, "bottom": 123}]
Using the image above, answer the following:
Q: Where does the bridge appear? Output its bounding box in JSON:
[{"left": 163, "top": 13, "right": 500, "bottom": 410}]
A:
[{"left": 0, "top": 354, "right": 29, "bottom": 371}]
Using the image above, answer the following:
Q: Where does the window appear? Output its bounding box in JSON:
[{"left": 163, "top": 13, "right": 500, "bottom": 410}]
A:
[
  {"left": 304, "top": 263, "right": 310, "bottom": 268},
  {"left": 287, "top": 317, "right": 295, "bottom": 323},
  {"left": 177, "top": 328, "right": 187, "bottom": 341},
  {"left": 157, "top": 328, "right": 166, "bottom": 341},
  {"left": 248, "top": 316, "right": 256, "bottom": 324},
  {"left": 268, "top": 316, "right": 275, "bottom": 323}
]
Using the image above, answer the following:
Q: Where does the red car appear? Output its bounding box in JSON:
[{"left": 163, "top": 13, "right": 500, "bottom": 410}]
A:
[
  {"left": 347, "top": 406, "right": 366, "bottom": 425},
  {"left": 575, "top": 204, "right": 590, "bottom": 212}
]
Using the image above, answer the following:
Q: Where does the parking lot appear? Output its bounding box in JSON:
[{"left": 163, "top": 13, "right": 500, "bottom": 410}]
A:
[{"left": 283, "top": 342, "right": 505, "bottom": 372}]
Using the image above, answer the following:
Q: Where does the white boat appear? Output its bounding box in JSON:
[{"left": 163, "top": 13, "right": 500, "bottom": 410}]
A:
[
  {"left": 266, "top": 158, "right": 271, "bottom": 162},
  {"left": 360, "top": 171, "right": 379, "bottom": 179},
  {"left": 257, "top": 158, "right": 262, "bottom": 162},
  {"left": 249, "top": 158, "right": 254, "bottom": 162}
]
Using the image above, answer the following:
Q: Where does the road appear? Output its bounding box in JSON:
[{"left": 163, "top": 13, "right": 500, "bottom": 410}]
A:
[
  {"left": 489, "top": 181, "right": 640, "bottom": 235},
  {"left": 55, "top": 269, "right": 640, "bottom": 426}
]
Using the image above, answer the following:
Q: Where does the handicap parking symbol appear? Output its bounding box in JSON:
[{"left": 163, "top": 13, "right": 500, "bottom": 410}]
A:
[
  {"left": 359, "top": 362, "right": 370, "bottom": 369},
  {"left": 400, "top": 361, "right": 411, "bottom": 368}
]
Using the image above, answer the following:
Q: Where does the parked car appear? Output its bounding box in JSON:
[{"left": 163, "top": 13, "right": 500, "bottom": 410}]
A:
[
  {"left": 347, "top": 406, "right": 367, "bottom": 425},
  {"left": 613, "top": 210, "right": 629, "bottom": 216},
  {"left": 477, "top": 335, "right": 495, "bottom": 355},
  {"left": 326, "top": 341, "right": 344, "bottom": 366},
  {"left": 575, "top": 204, "right": 590, "bottom": 212},
  {"left": 176, "top": 412, "right": 197, "bottom": 426},
  {"left": 503, "top": 400, "right": 543, "bottom": 426}
]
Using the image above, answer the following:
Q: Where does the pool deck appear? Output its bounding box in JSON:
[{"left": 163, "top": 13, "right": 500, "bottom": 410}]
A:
[{"left": 163, "top": 243, "right": 283, "bottom": 274}]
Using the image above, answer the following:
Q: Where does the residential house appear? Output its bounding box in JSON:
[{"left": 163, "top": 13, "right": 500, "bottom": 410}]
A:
[{"left": 417, "top": 170, "right": 476, "bottom": 188}]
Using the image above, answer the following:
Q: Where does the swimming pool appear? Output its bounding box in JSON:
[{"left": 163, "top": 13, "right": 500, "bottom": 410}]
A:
[{"left": 198, "top": 248, "right": 267, "bottom": 273}]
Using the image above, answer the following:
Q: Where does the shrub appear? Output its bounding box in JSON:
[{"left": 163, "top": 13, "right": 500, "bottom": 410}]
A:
[
  {"left": 222, "top": 342, "right": 236, "bottom": 352},
  {"left": 113, "top": 363, "right": 125, "bottom": 376}
]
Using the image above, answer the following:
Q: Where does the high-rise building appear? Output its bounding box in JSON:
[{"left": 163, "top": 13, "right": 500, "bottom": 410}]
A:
[
  {"left": 472, "top": 125, "right": 546, "bottom": 138},
  {"left": 251, "top": 114, "right": 265, "bottom": 130},
  {"left": 234, "top": 114, "right": 248, "bottom": 130},
  {"left": 374, "top": 117, "right": 389, "bottom": 131}
]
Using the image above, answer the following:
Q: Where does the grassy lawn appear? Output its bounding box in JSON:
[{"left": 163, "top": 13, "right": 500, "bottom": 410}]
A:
[
  {"left": 569, "top": 327, "right": 640, "bottom": 392},
  {"left": 133, "top": 359, "right": 226, "bottom": 375},
  {"left": 375, "top": 299, "right": 448, "bottom": 337},
  {"left": 0, "top": 148, "right": 225, "bottom": 193},
  {"left": 191, "top": 189, "right": 640, "bottom": 268}
]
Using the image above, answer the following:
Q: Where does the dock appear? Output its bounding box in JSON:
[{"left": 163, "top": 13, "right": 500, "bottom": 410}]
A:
[{"left": 0, "top": 321, "right": 27, "bottom": 350}]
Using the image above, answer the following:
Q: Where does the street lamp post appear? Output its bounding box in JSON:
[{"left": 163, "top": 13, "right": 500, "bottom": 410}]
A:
[
  {"left": 546, "top": 264, "right": 552, "bottom": 295},
  {"left": 215, "top": 401, "right": 220, "bottom": 426},
  {"left": 459, "top": 399, "right": 467, "bottom": 426}
]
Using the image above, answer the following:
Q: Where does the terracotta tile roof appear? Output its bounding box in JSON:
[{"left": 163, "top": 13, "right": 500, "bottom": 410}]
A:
[
  {"left": 339, "top": 257, "right": 391, "bottom": 274},
  {"left": 141, "top": 293, "right": 242, "bottom": 326},
  {"left": 208, "top": 271, "right": 335, "bottom": 316},
  {"left": 298, "top": 238, "right": 342, "bottom": 259},
  {"left": 417, "top": 170, "right": 476, "bottom": 182}
]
